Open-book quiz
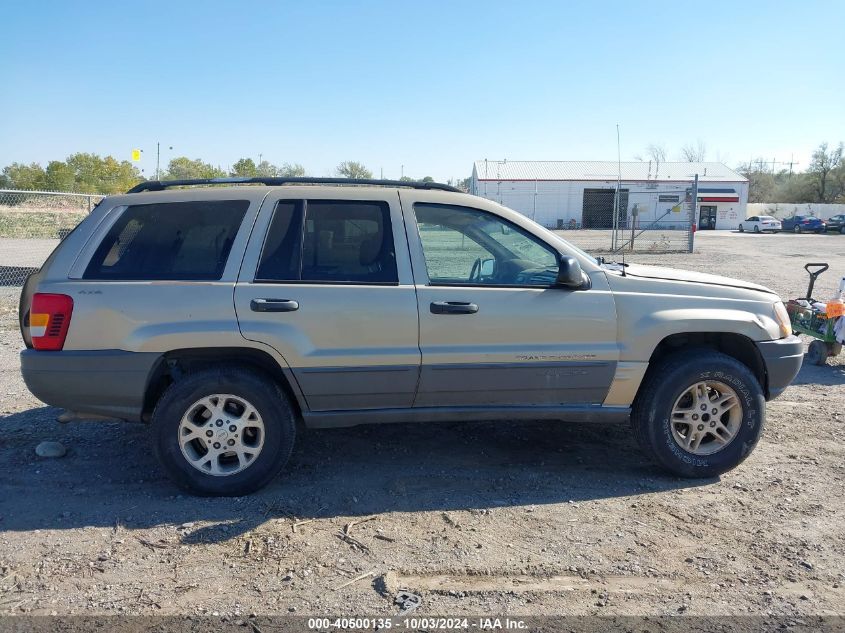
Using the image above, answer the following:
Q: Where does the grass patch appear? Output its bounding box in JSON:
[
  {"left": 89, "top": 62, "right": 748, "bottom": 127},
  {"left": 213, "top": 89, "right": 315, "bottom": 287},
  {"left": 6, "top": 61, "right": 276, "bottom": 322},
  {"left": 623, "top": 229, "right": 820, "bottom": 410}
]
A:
[{"left": 0, "top": 211, "right": 87, "bottom": 239}]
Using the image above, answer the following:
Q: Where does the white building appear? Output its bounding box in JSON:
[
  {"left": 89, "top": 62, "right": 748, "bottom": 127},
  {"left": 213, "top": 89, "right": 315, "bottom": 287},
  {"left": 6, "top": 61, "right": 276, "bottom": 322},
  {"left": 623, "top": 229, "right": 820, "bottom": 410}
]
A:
[{"left": 470, "top": 160, "right": 749, "bottom": 231}]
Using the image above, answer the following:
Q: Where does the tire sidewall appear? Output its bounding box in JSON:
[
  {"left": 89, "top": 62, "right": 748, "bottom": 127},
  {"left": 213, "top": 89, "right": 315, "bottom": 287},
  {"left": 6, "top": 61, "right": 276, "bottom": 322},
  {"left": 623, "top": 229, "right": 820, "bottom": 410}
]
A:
[
  {"left": 152, "top": 369, "right": 294, "bottom": 496},
  {"left": 643, "top": 357, "right": 765, "bottom": 477}
]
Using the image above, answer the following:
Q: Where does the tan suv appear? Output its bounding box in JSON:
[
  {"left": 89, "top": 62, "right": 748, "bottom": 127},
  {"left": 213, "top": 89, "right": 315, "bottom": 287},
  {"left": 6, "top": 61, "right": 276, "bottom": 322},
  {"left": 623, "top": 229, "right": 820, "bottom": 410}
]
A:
[{"left": 19, "top": 178, "right": 803, "bottom": 496}]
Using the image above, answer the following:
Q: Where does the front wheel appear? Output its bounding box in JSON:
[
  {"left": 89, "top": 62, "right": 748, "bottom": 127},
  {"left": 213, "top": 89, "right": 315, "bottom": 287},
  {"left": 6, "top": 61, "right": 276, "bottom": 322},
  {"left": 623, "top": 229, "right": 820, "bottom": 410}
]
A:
[
  {"left": 807, "top": 340, "right": 828, "bottom": 366},
  {"left": 738, "top": 225, "right": 744, "bottom": 232},
  {"left": 794, "top": 225, "right": 802, "bottom": 234},
  {"left": 151, "top": 367, "right": 296, "bottom": 496},
  {"left": 631, "top": 351, "right": 765, "bottom": 478}
]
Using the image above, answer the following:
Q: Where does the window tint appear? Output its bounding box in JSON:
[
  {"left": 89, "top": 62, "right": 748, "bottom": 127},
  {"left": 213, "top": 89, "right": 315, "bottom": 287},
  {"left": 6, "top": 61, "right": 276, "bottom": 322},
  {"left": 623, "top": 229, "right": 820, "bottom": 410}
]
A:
[
  {"left": 84, "top": 200, "right": 248, "bottom": 280},
  {"left": 256, "top": 199, "right": 397, "bottom": 284},
  {"left": 414, "top": 203, "right": 559, "bottom": 286},
  {"left": 255, "top": 201, "right": 303, "bottom": 281},
  {"left": 301, "top": 201, "right": 396, "bottom": 283}
]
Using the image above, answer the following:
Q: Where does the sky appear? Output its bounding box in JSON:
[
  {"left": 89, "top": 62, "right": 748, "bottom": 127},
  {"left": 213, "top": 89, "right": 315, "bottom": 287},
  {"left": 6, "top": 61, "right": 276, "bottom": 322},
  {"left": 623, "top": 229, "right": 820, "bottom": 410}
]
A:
[{"left": 1, "top": 0, "right": 843, "bottom": 182}]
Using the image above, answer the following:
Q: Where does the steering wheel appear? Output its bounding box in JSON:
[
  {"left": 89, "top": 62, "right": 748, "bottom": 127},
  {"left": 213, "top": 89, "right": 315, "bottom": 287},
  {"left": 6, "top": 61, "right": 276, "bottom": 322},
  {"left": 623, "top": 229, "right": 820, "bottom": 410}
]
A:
[{"left": 469, "top": 257, "right": 483, "bottom": 283}]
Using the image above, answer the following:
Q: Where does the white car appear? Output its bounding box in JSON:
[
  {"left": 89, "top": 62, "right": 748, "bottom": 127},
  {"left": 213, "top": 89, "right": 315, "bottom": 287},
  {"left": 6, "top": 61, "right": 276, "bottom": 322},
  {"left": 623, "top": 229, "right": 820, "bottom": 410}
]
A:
[{"left": 738, "top": 215, "right": 782, "bottom": 233}]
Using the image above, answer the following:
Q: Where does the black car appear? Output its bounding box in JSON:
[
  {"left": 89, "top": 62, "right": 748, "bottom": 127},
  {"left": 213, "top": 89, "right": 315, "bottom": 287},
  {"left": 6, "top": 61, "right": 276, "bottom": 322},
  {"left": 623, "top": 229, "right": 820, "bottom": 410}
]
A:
[{"left": 825, "top": 214, "right": 845, "bottom": 234}]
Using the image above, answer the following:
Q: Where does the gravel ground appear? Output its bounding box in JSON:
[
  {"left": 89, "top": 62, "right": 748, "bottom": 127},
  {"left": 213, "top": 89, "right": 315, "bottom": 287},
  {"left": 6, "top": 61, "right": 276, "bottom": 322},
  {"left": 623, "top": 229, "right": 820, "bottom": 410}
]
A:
[{"left": 0, "top": 231, "right": 843, "bottom": 618}]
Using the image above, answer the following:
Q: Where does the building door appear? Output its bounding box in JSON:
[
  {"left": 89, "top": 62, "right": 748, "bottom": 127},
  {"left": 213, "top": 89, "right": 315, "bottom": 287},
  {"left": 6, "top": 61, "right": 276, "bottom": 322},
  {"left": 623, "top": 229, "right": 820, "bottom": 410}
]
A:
[
  {"left": 699, "top": 206, "right": 717, "bottom": 230},
  {"left": 582, "top": 189, "right": 628, "bottom": 229}
]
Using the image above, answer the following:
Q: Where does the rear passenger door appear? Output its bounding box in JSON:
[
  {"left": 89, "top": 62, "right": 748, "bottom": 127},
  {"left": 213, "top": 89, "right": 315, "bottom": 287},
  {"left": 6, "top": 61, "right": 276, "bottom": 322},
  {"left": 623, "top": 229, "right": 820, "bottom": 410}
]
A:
[{"left": 234, "top": 189, "right": 420, "bottom": 412}]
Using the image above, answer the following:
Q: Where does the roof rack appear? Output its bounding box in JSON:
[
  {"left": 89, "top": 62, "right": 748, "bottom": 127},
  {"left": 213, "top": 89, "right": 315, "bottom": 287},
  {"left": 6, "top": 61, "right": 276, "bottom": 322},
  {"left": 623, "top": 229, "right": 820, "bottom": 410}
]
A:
[{"left": 126, "top": 177, "right": 462, "bottom": 194}]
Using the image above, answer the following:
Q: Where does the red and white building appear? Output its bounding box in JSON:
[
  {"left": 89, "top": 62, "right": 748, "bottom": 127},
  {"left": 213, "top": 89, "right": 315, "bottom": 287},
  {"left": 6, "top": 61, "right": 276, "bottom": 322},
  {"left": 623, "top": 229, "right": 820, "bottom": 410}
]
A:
[{"left": 470, "top": 160, "right": 748, "bottom": 230}]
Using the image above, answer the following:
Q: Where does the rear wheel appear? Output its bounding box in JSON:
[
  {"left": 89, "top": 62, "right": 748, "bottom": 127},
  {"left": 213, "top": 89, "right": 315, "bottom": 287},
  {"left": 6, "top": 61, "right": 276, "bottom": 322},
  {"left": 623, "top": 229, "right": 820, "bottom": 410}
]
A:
[
  {"left": 753, "top": 225, "right": 760, "bottom": 233},
  {"left": 840, "top": 226, "right": 845, "bottom": 235},
  {"left": 631, "top": 351, "right": 765, "bottom": 478},
  {"left": 151, "top": 367, "right": 296, "bottom": 496}
]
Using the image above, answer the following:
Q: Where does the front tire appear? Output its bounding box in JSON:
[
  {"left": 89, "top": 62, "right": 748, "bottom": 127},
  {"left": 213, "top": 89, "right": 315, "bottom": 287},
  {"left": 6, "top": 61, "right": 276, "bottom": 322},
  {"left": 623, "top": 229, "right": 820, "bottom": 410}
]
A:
[
  {"left": 738, "top": 225, "right": 744, "bottom": 232},
  {"left": 151, "top": 367, "right": 296, "bottom": 496},
  {"left": 807, "top": 340, "right": 828, "bottom": 366},
  {"left": 794, "top": 225, "right": 802, "bottom": 234},
  {"left": 631, "top": 351, "right": 765, "bottom": 478}
]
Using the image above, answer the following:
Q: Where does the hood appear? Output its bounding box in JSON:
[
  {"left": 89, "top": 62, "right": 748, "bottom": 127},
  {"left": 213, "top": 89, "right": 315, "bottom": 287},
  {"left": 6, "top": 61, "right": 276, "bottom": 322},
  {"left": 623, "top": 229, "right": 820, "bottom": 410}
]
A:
[{"left": 617, "top": 263, "right": 776, "bottom": 295}]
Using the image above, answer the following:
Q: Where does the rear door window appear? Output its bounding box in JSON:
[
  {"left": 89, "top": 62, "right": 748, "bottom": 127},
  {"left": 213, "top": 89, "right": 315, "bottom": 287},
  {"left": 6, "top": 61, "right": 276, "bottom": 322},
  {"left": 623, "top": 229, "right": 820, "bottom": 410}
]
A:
[
  {"left": 255, "top": 199, "right": 397, "bottom": 284},
  {"left": 84, "top": 200, "right": 248, "bottom": 280}
]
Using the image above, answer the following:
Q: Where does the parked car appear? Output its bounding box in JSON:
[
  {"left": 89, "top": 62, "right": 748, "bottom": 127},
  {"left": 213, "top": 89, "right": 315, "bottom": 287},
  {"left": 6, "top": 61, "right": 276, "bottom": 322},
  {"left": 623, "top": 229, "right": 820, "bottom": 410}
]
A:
[
  {"left": 738, "top": 215, "right": 781, "bottom": 233},
  {"left": 824, "top": 214, "right": 845, "bottom": 234},
  {"left": 18, "top": 178, "right": 803, "bottom": 496},
  {"left": 781, "top": 214, "right": 826, "bottom": 233}
]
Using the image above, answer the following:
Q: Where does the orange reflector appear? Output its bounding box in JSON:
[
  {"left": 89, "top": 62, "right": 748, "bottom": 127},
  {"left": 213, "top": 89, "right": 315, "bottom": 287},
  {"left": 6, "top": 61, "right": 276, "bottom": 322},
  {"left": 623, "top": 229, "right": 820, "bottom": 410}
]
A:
[{"left": 30, "top": 313, "right": 50, "bottom": 327}]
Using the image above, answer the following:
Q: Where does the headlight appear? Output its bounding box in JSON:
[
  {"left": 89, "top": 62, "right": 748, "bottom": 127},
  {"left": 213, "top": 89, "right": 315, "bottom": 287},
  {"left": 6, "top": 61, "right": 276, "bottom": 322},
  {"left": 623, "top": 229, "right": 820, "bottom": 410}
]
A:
[{"left": 773, "top": 301, "right": 792, "bottom": 338}]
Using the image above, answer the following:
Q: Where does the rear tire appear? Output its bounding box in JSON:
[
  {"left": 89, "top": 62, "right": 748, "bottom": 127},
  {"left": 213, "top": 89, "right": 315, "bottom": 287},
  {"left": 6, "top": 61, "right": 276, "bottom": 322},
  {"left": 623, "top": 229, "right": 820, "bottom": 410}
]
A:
[
  {"left": 753, "top": 225, "right": 760, "bottom": 233},
  {"left": 151, "top": 367, "right": 296, "bottom": 496},
  {"left": 631, "top": 351, "right": 765, "bottom": 478}
]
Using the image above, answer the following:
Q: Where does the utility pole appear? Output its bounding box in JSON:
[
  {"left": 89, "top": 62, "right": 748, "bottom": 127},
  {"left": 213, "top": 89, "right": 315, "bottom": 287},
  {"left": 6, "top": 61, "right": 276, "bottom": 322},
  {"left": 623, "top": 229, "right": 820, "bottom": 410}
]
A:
[
  {"left": 155, "top": 142, "right": 173, "bottom": 180},
  {"left": 689, "top": 173, "right": 698, "bottom": 253}
]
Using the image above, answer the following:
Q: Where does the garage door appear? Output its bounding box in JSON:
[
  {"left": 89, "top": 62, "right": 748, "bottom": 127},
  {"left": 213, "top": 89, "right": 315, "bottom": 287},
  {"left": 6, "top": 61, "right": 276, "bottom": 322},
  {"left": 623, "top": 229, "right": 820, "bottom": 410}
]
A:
[{"left": 582, "top": 189, "right": 628, "bottom": 229}]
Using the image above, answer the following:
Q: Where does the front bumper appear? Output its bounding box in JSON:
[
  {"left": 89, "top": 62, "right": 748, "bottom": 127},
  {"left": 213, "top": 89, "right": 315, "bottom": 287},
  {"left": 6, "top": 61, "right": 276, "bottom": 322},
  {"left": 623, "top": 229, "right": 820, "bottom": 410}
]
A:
[
  {"left": 755, "top": 335, "right": 804, "bottom": 399},
  {"left": 20, "top": 349, "right": 160, "bottom": 421}
]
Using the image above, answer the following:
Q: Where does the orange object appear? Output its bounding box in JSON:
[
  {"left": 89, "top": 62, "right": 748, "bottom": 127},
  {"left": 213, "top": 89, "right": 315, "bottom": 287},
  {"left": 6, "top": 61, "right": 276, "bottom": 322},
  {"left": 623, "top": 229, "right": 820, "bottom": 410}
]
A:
[{"left": 827, "top": 298, "right": 845, "bottom": 317}]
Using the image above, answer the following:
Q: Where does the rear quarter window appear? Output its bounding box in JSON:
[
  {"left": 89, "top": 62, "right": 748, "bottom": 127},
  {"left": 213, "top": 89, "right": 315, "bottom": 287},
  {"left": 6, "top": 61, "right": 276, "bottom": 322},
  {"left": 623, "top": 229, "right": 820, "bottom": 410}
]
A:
[{"left": 84, "top": 200, "right": 249, "bottom": 280}]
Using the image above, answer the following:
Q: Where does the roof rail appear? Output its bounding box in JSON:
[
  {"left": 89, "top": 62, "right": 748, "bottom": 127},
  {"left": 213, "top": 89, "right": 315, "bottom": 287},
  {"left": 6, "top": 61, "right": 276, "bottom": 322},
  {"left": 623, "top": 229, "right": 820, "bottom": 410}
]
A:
[{"left": 126, "top": 177, "right": 462, "bottom": 194}]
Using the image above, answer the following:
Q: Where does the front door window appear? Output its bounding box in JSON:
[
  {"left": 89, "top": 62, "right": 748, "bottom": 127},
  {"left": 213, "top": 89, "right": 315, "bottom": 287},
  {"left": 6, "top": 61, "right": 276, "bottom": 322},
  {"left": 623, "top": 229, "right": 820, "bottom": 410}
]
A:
[{"left": 413, "top": 203, "right": 559, "bottom": 286}]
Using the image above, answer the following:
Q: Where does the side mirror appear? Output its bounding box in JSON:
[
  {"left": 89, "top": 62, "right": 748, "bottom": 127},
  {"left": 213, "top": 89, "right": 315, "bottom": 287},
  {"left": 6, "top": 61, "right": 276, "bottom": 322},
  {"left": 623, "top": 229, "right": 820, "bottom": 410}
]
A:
[
  {"left": 556, "top": 256, "right": 587, "bottom": 289},
  {"left": 480, "top": 258, "right": 495, "bottom": 277}
]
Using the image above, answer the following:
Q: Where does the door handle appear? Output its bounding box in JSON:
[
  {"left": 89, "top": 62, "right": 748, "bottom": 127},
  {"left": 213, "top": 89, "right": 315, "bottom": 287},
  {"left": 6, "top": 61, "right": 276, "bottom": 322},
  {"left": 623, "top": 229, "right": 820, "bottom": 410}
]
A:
[
  {"left": 430, "top": 301, "right": 479, "bottom": 315},
  {"left": 250, "top": 298, "right": 299, "bottom": 312}
]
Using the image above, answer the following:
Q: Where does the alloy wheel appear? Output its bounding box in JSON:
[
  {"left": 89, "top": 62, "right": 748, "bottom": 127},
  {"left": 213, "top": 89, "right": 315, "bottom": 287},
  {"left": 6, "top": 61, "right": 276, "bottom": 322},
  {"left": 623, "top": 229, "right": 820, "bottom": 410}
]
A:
[
  {"left": 670, "top": 381, "right": 743, "bottom": 455},
  {"left": 178, "top": 394, "right": 265, "bottom": 476}
]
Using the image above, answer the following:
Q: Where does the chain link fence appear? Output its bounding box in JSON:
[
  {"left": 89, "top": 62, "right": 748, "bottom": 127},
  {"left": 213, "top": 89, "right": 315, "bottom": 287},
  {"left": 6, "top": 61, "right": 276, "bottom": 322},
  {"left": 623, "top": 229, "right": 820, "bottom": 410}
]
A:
[
  {"left": 0, "top": 190, "right": 103, "bottom": 288},
  {"left": 479, "top": 181, "right": 698, "bottom": 254}
]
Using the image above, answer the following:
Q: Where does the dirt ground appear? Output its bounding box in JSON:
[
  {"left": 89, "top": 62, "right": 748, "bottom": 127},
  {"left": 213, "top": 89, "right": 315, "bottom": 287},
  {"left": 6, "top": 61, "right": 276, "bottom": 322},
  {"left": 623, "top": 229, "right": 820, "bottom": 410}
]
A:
[{"left": 0, "top": 231, "right": 843, "bottom": 618}]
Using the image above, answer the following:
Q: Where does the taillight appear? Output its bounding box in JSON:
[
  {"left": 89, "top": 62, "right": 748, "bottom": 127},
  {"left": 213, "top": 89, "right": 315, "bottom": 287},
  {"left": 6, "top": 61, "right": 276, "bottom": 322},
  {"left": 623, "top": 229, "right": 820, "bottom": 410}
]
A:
[{"left": 30, "top": 293, "right": 73, "bottom": 351}]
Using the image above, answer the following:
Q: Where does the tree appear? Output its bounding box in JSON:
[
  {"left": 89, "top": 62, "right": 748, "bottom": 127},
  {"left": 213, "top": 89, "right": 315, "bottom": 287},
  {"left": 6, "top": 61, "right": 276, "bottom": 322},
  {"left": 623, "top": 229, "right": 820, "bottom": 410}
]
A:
[
  {"left": 336, "top": 161, "right": 372, "bottom": 179},
  {"left": 807, "top": 142, "right": 844, "bottom": 203},
  {"left": 2, "top": 162, "right": 46, "bottom": 190},
  {"left": 165, "top": 157, "right": 226, "bottom": 180},
  {"left": 45, "top": 160, "right": 75, "bottom": 192},
  {"left": 635, "top": 143, "right": 667, "bottom": 163},
  {"left": 421, "top": 176, "right": 434, "bottom": 183},
  {"left": 680, "top": 140, "right": 707, "bottom": 162},
  {"left": 230, "top": 158, "right": 257, "bottom": 178},
  {"left": 279, "top": 162, "right": 306, "bottom": 177},
  {"left": 255, "top": 161, "right": 306, "bottom": 177}
]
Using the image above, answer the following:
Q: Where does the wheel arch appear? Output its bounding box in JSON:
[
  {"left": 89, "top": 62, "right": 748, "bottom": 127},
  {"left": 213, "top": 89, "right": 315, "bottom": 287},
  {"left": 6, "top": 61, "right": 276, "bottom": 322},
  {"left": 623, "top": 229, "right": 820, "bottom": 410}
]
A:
[
  {"left": 142, "top": 347, "right": 306, "bottom": 423},
  {"left": 636, "top": 332, "right": 768, "bottom": 403}
]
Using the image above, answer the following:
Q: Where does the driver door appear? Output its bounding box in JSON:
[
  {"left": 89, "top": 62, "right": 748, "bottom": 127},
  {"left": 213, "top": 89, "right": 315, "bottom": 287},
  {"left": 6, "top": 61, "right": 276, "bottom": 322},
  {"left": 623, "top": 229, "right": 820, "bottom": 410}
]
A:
[{"left": 399, "top": 192, "right": 618, "bottom": 408}]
